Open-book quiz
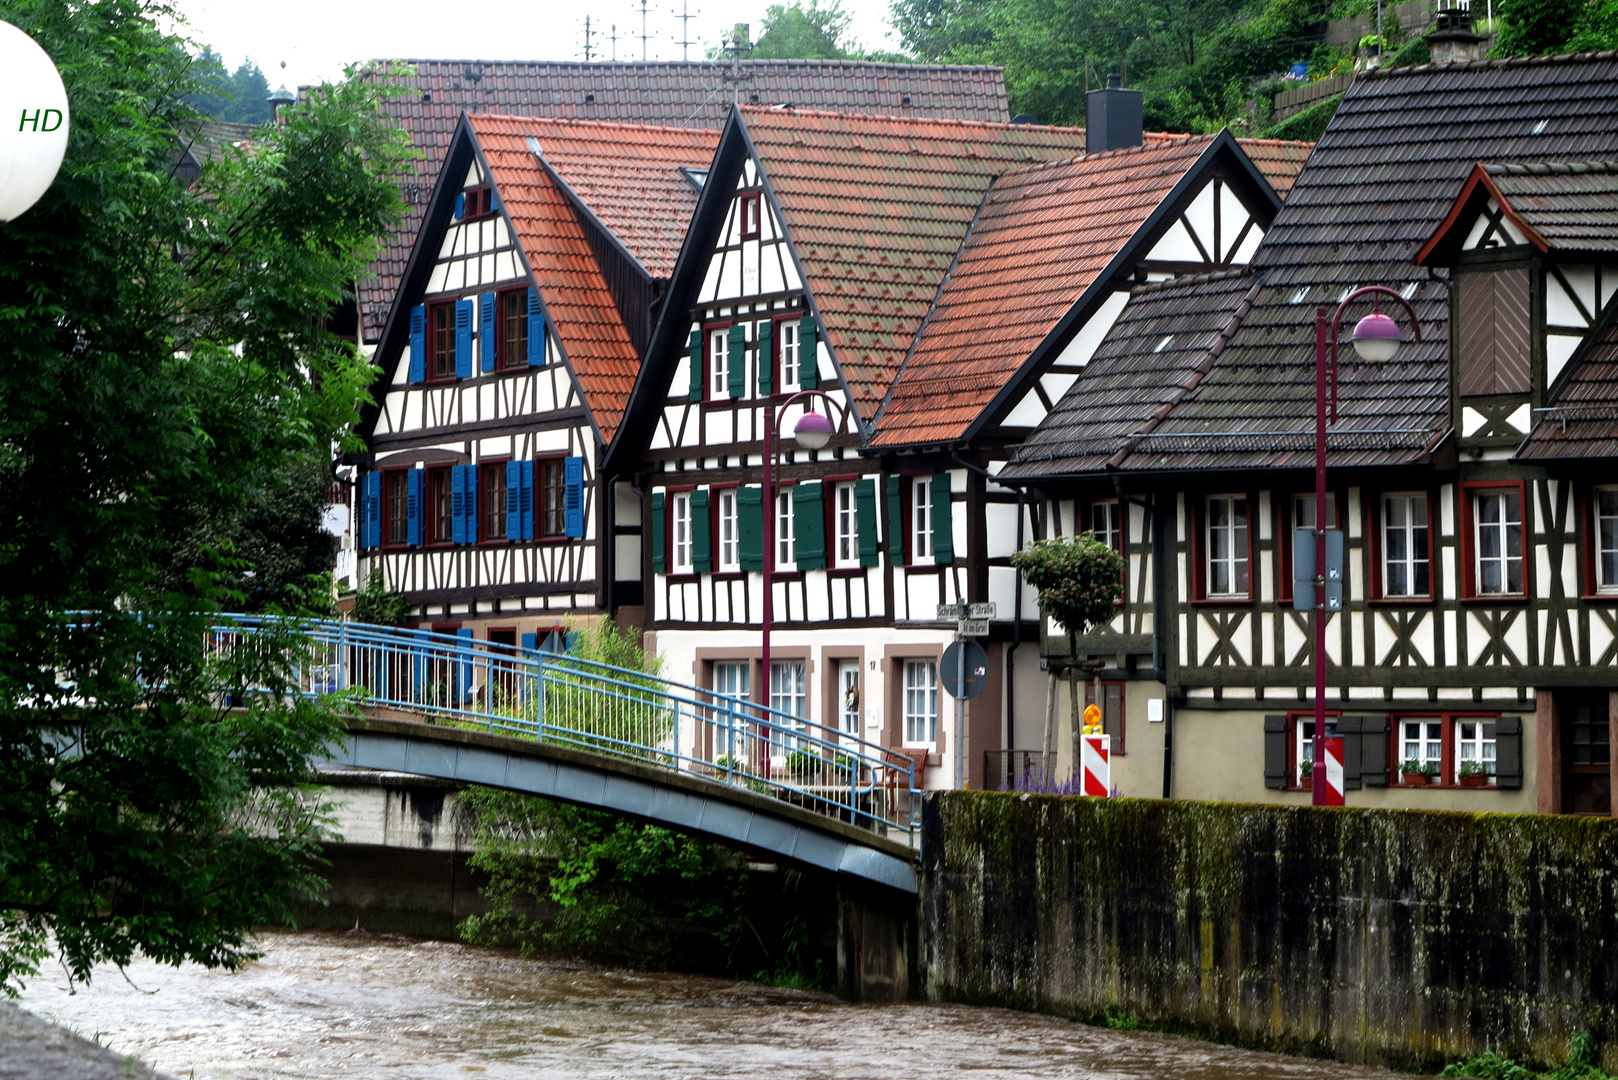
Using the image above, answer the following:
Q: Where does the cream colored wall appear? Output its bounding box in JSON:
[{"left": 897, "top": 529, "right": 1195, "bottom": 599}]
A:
[{"left": 1047, "top": 676, "right": 1169, "bottom": 799}]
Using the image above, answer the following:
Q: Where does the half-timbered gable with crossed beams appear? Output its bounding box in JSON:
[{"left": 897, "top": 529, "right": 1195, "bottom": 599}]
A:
[
  {"left": 354, "top": 114, "right": 717, "bottom": 643},
  {"left": 1004, "top": 54, "right": 1618, "bottom": 815}
]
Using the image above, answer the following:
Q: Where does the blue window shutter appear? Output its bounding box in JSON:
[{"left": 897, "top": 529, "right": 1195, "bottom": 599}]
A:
[
  {"left": 366, "top": 472, "right": 383, "bottom": 550},
  {"left": 464, "top": 464, "right": 479, "bottom": 544},
  {"left": 520, "top": 459, "right": 535, "bottom": 540},
  {"left": 726, "top": 324, "right": 747, "bottom": 400},
  {"left": 688, "top": 329, "right": 703, "bottom": 402},
  {"left": 453, "top": 193, "right": 465, "bottom": 219},
  {"left": 456, "top": 627, "right": 473, "bottom": 698},
  {"left": 563, "top": 456, "right": 585, "bottom": 538},
  {"left": 480, "top": 293, "right": 497, "bottom": 371},
  {"left": 407, "top": 468, "right": 424, "bottom": 546},
  {"left": 527, "top": 288, "right": 545, "bottom": 367},
  {"left": 408, "top": 305, "right": 426, "bottom": 382},
  {"left": 521, "top": 631, "right": 537, "bottom": 652},
  {"left": 651, "top": 492, "right": 666, "bottom": 573},
  {"left": 455, "top": 299, "right": 474, "bottom": 378},
  {"left": 690, "top": 489, "right": 711, "bottom": 573},
  {"left": 506, "top": 459, "right": 522, "bottom": 541},
  {"left": 450, "top": 466, "right": 466, "bottom": 544},
  {"left": 931, "top": 471, "right": 954, "bottom": 564},
  {"left": 756, "top": 321, "right": 774, "bottom": 396},
  {"left": 798, "top": 314, "right": 819, "bottom": 389}
]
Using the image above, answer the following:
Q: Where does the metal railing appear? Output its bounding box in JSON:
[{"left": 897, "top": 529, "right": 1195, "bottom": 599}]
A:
[{"left": 208, "top": 616, "right": 920, "bottom": 839}]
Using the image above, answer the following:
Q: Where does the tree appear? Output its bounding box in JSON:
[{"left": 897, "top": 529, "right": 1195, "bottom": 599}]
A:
[
  {"left": 752, "top": 0, "right": 855, "bottom": 58},
  {"left": 0, "top": 0, "right": 412, "bottom": 993},
  {"left": 1009, "top": 535, "right": 1125, "bottom": 781}
]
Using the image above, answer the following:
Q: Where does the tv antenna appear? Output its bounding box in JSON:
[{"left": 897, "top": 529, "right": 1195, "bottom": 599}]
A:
[
  {"left": 581, "top": 15, "right": 596, "bottom": 61},
  {"left": 674, "top": 0, "right": 697, "bottom": 60},
  {"left": 609, "top": 23, "right": 620, "bottom": 61},
  {"left": 638, "top": 0, "right": 652, "bottom": 59}
]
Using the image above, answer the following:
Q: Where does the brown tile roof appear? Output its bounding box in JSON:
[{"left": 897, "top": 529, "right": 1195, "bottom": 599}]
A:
[
  {"left": 1009, "top": 51, "right": 1618, "bottom": 479},
  {"left": 871, "top": 136, "right": 1225, "bottom": 448},
  {"left": 353, "top": 60, "right": 1011, "bottom": 339},
  {"left": 1422, "top": 160, "right": 1618, "bottom": 259},
  {"left": 1520, "top": 309, "right": 1618, "bottom": 460},
  {"left": 742, "top": 106, "right": 1089, "bottom": 417},
  {"left": 468, "top": 115, "right": 717, "bottom": 441},
  {"left": 1145, "top": 133, "right": 1314, "bottom": 197}
]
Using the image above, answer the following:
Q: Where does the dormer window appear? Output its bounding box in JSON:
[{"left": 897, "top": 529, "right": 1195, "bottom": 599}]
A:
[{"left": 461, "top": 186, "right": 494, "bottom": 219}]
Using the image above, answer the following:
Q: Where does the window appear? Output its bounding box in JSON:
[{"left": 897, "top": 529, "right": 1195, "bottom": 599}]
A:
[
  {"left": 1596, "top": 487, "right": 1618, "bottom": 594},
  {"left": 1291, "top": 493, "right": 1338, "bottom": 531},
  {"left": 481, "top": 462, "right": 507, "bottom": 542},
  {"left": 1400, "top": 719, "right": 1444, "bottom": 772},
  {"left": 1471, "top": 487, "right": 1524, "bottom": 596},
  {"left": 499, "top": 289, "right": 528, "bottom": 370},
  {"left": 1205, "top": 495, "right": 1250, "bottom": 598},
  {"left": 713, "top": 661, "right": 749, "bottom": 703},
  {"left": 428, "top": 302, "right": 456, "bottom": 380},
  {"left": 1295, "top": 716, "right": 1339, "bottom": 781},
  {"left": 837, "top": 660, "right": 861, "bottom": 739},
  {"left": 903, "top": 659, "right": 939, "bottom": 747},
  {"left": 776, "top": 490, "right": 796, "bottom": 569},
  {"left": 834, "top": 482, "right": 859, "bottom": 568},
  {"left": 717, "top": 488, "right": 740, "bottom": 572},
  {"left": 708, "top": 327, "right": 730, "bottom": 399},
  {"left": 778, "top": 318, "right": 800, "bottom": 390},
  {"left": 427, "top": 467, "right": 453, "bottom": 544},
  {"left": 769, "top": 660, "right": 807, "bottom": 748},
  {"left": 738, "top": 192, "right": 761, "bottom": 240},
  {"left": 1090, "top": 499, "right": 1122, "bottom": 552},
  {"left": 537, "top": 459, "right": 565, "bottom": 538},
  {"left": 461, "top": 186, "right": 494, "bottom": 219},
  {"left": 1455, "top": 719, "right": 1496, "bottom": 780},
  {"left": 1381, "top": 493, "right": 1431, "bottom": 598},
  {"left": 912, "top": 478, "right": 934, "bottom": 564},
  {"left": 671, "top": 492, "right": 693, "bottom": 572},
  {"left": 384, "top": 471, "right": 409, "bottom": 546}
]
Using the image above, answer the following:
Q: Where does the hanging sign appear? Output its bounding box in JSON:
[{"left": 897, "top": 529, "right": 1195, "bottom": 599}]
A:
[{"left": 0, "top": 20, "right": 70, "bottom": 223}]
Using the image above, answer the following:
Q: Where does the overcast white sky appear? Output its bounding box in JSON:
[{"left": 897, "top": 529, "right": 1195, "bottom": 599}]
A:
[{"left": 173, "top": 0, "right": 903, "bottom": 91}]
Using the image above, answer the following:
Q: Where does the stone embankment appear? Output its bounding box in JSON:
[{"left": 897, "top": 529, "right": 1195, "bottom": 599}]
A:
[{"left": 0, "top": 1001, "right": 174, "bottom": 1080}]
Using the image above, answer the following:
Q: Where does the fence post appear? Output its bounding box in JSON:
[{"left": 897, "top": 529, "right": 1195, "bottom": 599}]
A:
[{"left": 535, "top": 652, "right": 546, "bottom": 742}]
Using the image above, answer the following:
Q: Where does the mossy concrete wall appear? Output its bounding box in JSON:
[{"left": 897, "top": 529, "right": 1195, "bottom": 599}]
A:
[{"left": 922, "top": 792, "right": 1618, "bottom": 1070}]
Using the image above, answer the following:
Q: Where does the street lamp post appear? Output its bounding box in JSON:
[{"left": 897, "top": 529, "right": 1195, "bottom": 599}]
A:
[
  {"left": 760, "top": 391, "right": 841, "bottom": 766},
  {"left": 1310, "top": 286, "right": 1421, "bottom": 806}
]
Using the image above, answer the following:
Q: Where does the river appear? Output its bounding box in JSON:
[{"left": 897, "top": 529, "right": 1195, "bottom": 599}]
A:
[{"left": 18, "top": 929, "right": 1400, "bottom": 1080}]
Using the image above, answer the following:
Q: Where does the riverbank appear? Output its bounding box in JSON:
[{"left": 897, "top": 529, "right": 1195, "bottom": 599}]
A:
[{"left": 0, "top": 1000, "right": 173, "bottom": 1080}]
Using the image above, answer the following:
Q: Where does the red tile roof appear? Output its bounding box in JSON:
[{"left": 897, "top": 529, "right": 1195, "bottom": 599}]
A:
[
  {"left": 468, "top": 115, "right": 718, "bottom": 441},
  {"left": 740, "top": 106, "right": 1090, "bottom": 417},
  {"left": 1143, "top": 133, "right": 1313, "bottom": 196},
  {"left": 872, "top": 136, "right": 1222, "bottom": 448}
]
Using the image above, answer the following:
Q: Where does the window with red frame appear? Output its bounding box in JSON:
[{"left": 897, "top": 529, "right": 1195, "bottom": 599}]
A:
[
  {"left": 428, "top": 302, "right": 456, "bottom": 381},
  {"left": 1202, "top": 494, "right": 1250, "bottom": 599},
  {"left": 538, "top": 458, "right": 566, "bottom": 538},
  {"left": 1089, "top": 498, "right": 1122, "bottom": 552},
  {"left": 482, "top": 462, "right": 508, "bottom": 542},
  {"left": 499, "top": 289, "right": 528, "bottom": 370},
  {"left": 1378, "top": 492, "right": 1432, "bottom": 599},
  {"left": 738, "top": 192, "right": 761, "bottom": 240},
  {"left": 1394, "top": 713, "right": 1500, "bottom": 784},
  {"left": 427, "top": 466, "right": 454, "bottom": 544},
  {"left": 462, "top": 186, "right": 494, "bottom": 219},
  {"left": 384, "top": 471, "right": 409, "bottom": 546},
  {"left": 1463, "top": 483, "right": 1526, "bottom": 597},
  {"left": 1594, "top": 485, "right": 1618, "bottom": 595}
]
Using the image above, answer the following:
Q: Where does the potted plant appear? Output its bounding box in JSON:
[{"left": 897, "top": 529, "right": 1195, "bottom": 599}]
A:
[
  {"left": 1459, "top": 760, "right": 1491, "bottom": 788},
  {"left": 1400, "top": 758, "right": 1430, "bottom": 786},
  {"left": 1299, "top": 756, "right": 1314, "bottom": 788}
]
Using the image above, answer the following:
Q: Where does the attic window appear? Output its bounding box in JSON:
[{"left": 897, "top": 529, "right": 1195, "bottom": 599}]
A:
[
  {"left": 1153, "top": 335, "right": 1175, "bottom": 353},
  {"left": 1531, "top": 119, "right": 1548, "bottom": 135},
  {"left": 461, "top": 186, "right": 494, "bottom": 220},
  {"left": 739, "top": 192, "right": 761, "bottom": 240},
  {"left": 584, "top": 93, "right": 596, "bottom": 103},
  {"left": 680, "top": 167, "right": 708, "bottom": 190},
  {"left": 1290, "top": 286, "right": 1310, "bottom": 304},
  {"left": 1401, "top": 282, "right": 1420, "bottom": 300}
]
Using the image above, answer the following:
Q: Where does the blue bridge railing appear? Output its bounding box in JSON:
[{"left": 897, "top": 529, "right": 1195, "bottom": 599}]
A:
[{"left": 210, "top": 616, "right": 920, "bottom": 839}]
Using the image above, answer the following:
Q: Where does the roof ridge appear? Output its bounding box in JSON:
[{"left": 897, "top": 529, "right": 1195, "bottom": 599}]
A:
[
  {"left": 1364, "top": 48, "right": 1618, "bottom": 78},
  {"left": 738, "top": 104, "right": 1080, "bottom": 135},
  {"left": 1234, "top": 136, "right": 1318, "bottom": 149},
  {"left": 380, "top": 58, "right": 1007, "bottom": 73},
  {"left": 468, "top": 113, "right": 720, "bottom": 139},
  {"left": 989, "top": 134, "right": 1213, "bottom": 182},
  {"left": 1483, "top": 160, "right": 1618, "bottom": 175},
  {"left": 1127, "top": 267, "right": 1256, "bottom": 296}
]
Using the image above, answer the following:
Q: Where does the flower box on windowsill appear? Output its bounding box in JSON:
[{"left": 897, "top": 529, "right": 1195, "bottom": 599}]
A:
[
  {"left": 1402, "top": 771, "right": 1430, "bottom": 787},
  {"left": 1459, "top": 774, "right": 1492, "bottom": 789}
]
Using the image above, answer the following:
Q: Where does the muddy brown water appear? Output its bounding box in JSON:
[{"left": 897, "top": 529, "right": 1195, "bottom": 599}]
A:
[{"left": 18, "top": 929, "right": 1403, "bottom": 1080}]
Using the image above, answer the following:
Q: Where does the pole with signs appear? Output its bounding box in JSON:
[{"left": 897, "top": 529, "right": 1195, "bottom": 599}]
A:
[
  {"left": 940, "top": 604, "right": 991, "bottom": 789},
  {"left": 0, "top": 20, "right": 71, "bottom": 223}
]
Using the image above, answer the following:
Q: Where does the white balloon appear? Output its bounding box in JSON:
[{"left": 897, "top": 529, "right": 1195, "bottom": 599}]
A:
[{"left": 0, "top": 20, "right": 70, "bottom": 223}]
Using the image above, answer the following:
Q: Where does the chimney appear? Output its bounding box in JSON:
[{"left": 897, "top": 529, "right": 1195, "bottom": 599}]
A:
[
  {"left": 1086, "top": 69, "right": 1143, "bottom": 154},
  {"left": 1428, "top": 8, "right": 1489, "bottom": 63}
]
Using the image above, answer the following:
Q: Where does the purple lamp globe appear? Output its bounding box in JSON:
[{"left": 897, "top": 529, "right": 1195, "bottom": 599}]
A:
[
  {"left": 1351, "top": 311, "right": 1402, "bottom": 362},
  {"left": 791, "top": 410, "right": 834, "bottom": 450}
]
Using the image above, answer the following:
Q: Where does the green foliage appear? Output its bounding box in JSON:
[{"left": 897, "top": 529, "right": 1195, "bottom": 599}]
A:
[
  {"left": 1399, "top": 757, "right": 1440, "bottom": 777},
  {"left": 1010, "top": 534, "right": 1125, "bottom": 641},
  {"left": 1258, "top": 91, "right": 1342, "bottom": 141},
  {"left": 0, "top": 0, "right": 411, "bottom": 993},
  {"left": 1441, "top": 1032, "right": 1615, "bottom": 1080},
  {"left": 1387, "top": 34, "right": 1432, "bottom": 66},
  {"left": 186, "top": 49, "right": 274, "bottom": 125},
  {"left": 1565, "top": 0, "right": 1618, "bottom": 49},
  {"left": 752, "top": 0, "right": 855, "bottom": 58},
  {"left": 350, "top": 568, "right": 409, "bottom": 625},
  {"left": 1494, "top": 0, "right": 1590, "bottom": 53},
  {"left": 1460, "top": 759, "right": 1490, "bottom": 777},
  {"left": 458, "top": 788, "right": 748, "bottom": 970},
  {"left": 753, "top": 912, "right": 829, "bottom": 990}
]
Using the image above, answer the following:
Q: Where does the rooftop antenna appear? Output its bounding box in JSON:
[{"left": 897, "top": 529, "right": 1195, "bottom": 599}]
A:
[
  {"left": 582, "top": 15, "right": 596, "bottom": 61},
  {"left": 639, "top": 0, "right": 652, "bottom": 59},
  {"left": 610, "top": 23, "right": 620, "bottom": 61},
  {"left": 674, "top": 0, "right": 696, "bottom": 60},
  {"left": 721, "top": 22, "right": 752, "bottom": 104}
]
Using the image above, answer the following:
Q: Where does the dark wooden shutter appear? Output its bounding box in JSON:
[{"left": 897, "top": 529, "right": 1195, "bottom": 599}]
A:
[
  {"left": 688, "top": 329, "right": 703, "bottom": 402},
  {"left": 794, "top": 482, "right": 826, "bottom": 569},
  {"left": 407, "top": 468, "right": 424, "bottom": 547},
  {"left": 651, "top": 492, "right": 666, "bottom": 573},
  {"left": 1456, "top": 268, "right": 1531, "bottom": 397},
  {"left": 506, "top": 460, "right": 523, "bottom": 541},
  {"left": 931, "top": 472, "right": 954, "bottom": 564},
  {"left": 454, "top": 299, "right": 474, "bottom": 379},
  {"left": 798, "top": 314, "right": 819, "bottom": 389},
  {"left": 1085, "top": 683, "right": 1125, "bottom": 754},
  {"left": 1264, "top": 714, "right": 1289, "bottom": 789},
  {"left": 563, "top": 456, "right": 584, "bottom": 538},
  {"left": 727, "top": 324, "right": 747, "bottom": 400},
  {"left": 1492, "top": 716, "right": 1523, "bottom": 788},
  {"left": 886, "top": 475, "right": 904, "bottom": 563},
  {"left": 1355, "top": 714, "right": 1390, "bottom": 786},
  {"left": 856, "top": 478, "right": 879, "bottom": 567},
  {"left": 756, "top": 321, "right": 774, "bottom": 396},
  {"left": 690, "top": 489, "right": 712, "bottom": 573},
  {"left": 519, "top": 460, "right": 535, "bottom": 541},
  {"left": 450, "top": 465, "right": 467, "bottom": 545},
  {"left": 409, "top": 305, "right": 426, "bottom": 382},
  {"left": 1338, "top": 715, "right": 1364, "bottom": 790},
  {"left": 480, "top": 292, "right": 497, "bottom": 371},
  {"left": 738, "top": 485, "right": 763, "bottom": 572},
  {"left": 527, "top": 288, "right": 545, "bottom": 367}
]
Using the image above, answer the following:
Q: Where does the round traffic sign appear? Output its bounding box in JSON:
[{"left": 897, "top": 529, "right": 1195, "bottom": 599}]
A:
[{"left": 941, "top": 640, "right": 989, "bottom": 700}]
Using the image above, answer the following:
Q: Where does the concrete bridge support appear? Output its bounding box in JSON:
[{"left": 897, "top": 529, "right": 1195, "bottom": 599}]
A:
[{"left": 836, "top": 884, "right": 915, "bottom": 1003}]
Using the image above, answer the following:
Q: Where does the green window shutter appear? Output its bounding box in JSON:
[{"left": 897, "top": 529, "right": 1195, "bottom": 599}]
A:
[
  {"left": 931, "top": 471, "right": 954, "bottom": 564},
  {"left": 651, "top": 492, "right": 666, "bottom": 573},
  {"left": 886, "top": 475, "right": 904, "bottom": 563},
  {"left": 856, "top": 478, "right": 879, "bottom": 567},
  {"left": 727, "top": 324, "right": 747, "bottom": 400},
  {"left": 691, "top": 488, "right": 712, "bottom": 573},
  {"left": 688, "top": 329, "right": 703, "bottom": 402},
  {"left": 756, "top": 320, "right": 774, "bottom": 396},
  {"left": 793, "top": 482, "right": 826, "bottom": 570},
  {"left": 797, "top": 314, "right": 819, "bottom": 389},
  {"left": 738, "top": 485, "right": 764, "bottom": 572}
]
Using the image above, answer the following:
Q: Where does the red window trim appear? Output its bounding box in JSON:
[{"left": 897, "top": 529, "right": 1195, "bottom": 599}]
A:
[
  {"left": 477, "top": 458, "right": 511, "bottom": 545},
  {"left": 381, "top": 467, "right": 411, "bottom": 549},
  {"left": 738, "top": 190, "right": 762, "bottom": 241},
  {"left": 710, "top": 482, "right": 744, "bottom": 579},
  {"left": 534, "top": 455, "right": 569, "bottom": 543},
  {"left": 1366, "top": 488, "right": 1439, "bottom": 605},
  {"left": 461, "top": 185, "right": 495, "bottom": 221},
  {"left": 1458, "top": 479, "right": 1531, "bottom": 601},
  {"left": 1284, "top": 709, "right": 1342, "bottom": 791},
  {"left": 425, "top": 300, "right": 459, "bottom": 383},
  {"left": 1191, "top": 492, "right": 1257, "bottom": 606},
  {"left": 1582, "top": 483, "right": 1618, "bottom": 601},
  {"left": 495, "top": 286, "right": 529, "bottom": 372},
  {"left": 771, "top": 310, "right": 804, "bottom": 395},
  {"left": 1276, "top": 489, "right": 1345, "bottom": 604},
  {"left": 898, "top": 470, "right": 938, "bottom": 571},
  {"left": 664, "top": 484, "right": 698, "bottom": 581},
  {"left": 425, "top": 465, "right": 455, "bottom": 547},
  {"left": 1387, "top": 711, "right": 1504, "bottom": 789},
  {"left": 702, "top": 319, "right": 736, "bottom": 404}
]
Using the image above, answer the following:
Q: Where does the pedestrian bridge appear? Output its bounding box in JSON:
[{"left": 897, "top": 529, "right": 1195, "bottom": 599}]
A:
[{"left": 215, "top": 617, "right": 920, "bottom": 894}]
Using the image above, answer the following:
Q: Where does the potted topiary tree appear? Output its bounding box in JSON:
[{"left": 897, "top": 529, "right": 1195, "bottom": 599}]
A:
[{"left": 1009, "top": 534, "right": 1126, "bottom": 783}]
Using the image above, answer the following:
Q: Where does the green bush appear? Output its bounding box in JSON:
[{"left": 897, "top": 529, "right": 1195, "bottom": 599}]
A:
[{"left": 1259, "top": 92, "right": 1343, "bottom": 141}]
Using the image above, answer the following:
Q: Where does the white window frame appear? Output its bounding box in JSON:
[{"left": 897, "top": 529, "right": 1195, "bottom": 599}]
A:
[
  {"left": 739, "top": 192, "right": 761, "bottom": 238},
  {"left": 1455, "top": 718, "right": 1497, "bottom": 780},
  {"left": 1291, "top": 493, "right": 1338, "bottom": 532},
  {"left": 1295, "top": 716, "right": 1338, "bottom": 780},
  {"left": 834, "top": 481, "right": 859, "bottom": 569},
  {"left": 709, "top": 327, "right": 730, "bottom": 400},
  {"left": 1090, "top": 499, "right": 1122, "bottom": 552},
  {"left": 837, "top": 659, "right": 861, "bottom": 740},
  {"left": 1400, "top": 718, "right": 1443, "bottom": 771},
  {"left": 769, "top": 659, "right": 807, "bottom": 749},
  {"left": 776, "top": 489, "right": 796, "bottom": 570},
  {"left": 778, "top": 318, "right": 800, "bottom": 392},
  {"left": 671, "top": 492, "right": 693, "bottom": 572},
  {"left": 911, "top": 477, "right": 934, "bottom": 566},
  {"left": 1381, "top": 492, "right": 1431, "bottom": 599},
  {"left": 1596, "top": 486, "right": 1618, "bottom": 594},
  {"left": 902, "top": 659, "right": 939, "bottom": 748},
  {"left": 1472, "top": 488, "right": 1524, "bottom": 596},
  {"left": 717, "top": 488, "right": 739, "bottom": 573},
  {"left": 1205, "top": 494, "right": 1250, "bottom": 599}
]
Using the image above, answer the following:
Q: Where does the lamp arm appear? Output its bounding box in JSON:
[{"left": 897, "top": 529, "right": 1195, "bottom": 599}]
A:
[{"left": 1325, "top": 285, "right": 1424, "bottom": 422}]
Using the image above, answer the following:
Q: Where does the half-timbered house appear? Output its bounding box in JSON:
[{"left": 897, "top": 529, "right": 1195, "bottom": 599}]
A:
[
  {"left": 352, "top": 114, "right": 718, "bottom": 645},
  {"left": 605, "top": 98, "right": 1307, "bottom": 789},
  {"left": 1002, "top": 52, "right": 1618, "bottom": 815}
]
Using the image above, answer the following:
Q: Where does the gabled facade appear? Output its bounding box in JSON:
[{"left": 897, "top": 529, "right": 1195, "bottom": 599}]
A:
[
  {"left": 352, "top": 114, "right": 718, "bottom": 642},
  {"left": 606, "top": 105, "right": 1301, "bottom": 789},
  {"left": 1004, "top": 55, "right": 1618, "bottom": 815}
]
